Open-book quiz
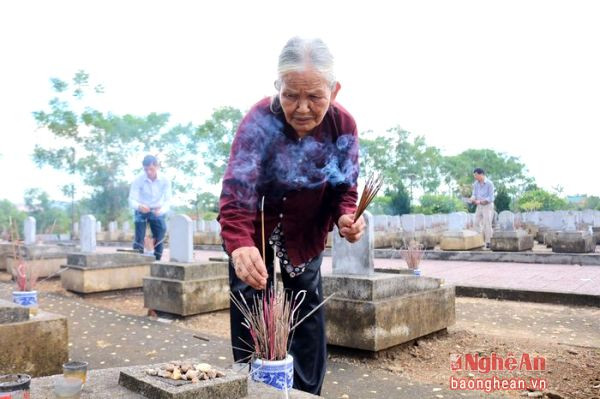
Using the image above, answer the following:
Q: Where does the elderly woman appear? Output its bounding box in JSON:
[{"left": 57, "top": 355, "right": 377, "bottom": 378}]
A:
[{"left": 218, "top": 37, "right": 365, "bottom": 394}]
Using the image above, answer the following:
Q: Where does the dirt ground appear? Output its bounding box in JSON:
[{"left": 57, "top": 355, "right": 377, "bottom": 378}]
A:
[{"left": 6, "top": 273, "right": 599, "bottom": 398}]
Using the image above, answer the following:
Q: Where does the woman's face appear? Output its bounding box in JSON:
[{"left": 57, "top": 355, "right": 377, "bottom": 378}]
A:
[{"left": 279, "top": 68, "right": 340, "bottom": 137}]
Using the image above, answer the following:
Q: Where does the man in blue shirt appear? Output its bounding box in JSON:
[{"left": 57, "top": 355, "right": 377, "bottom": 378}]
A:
[
  {"left": 469, "top": 168, "right": 495, "bottom": 247},
  {"left": 128, "top": 155, "right": 172, "bottom": 260}
]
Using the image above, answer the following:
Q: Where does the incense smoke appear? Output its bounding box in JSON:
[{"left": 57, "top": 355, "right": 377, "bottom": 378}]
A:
[{"left": 222, "top": 110, "right": 359, "bottom": 209}]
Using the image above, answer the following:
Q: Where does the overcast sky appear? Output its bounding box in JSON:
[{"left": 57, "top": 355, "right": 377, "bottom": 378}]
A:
[{"left": 1, "top": 0, "right": 599, "bottom": 204}]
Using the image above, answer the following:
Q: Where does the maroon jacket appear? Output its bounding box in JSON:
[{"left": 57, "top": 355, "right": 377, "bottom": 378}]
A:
[{"left": 218, "top": 97, "right": 359, "bottom": 266}]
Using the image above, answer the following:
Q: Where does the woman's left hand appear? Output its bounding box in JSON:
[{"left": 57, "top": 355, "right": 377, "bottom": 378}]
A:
[{"left": 338, "top": 214, "right": 365, "bottom": 243}]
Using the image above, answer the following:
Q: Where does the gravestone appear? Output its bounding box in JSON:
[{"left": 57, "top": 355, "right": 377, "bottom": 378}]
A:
[
  {"left": 447, "top": 212, "right": 464, "bottom": 231},
  {"left": 4, "top": 216, "right": 73, "bottom": 278},
  {"left": 108, "top": 221, "right": 117, "bottom": 233},
  {"left": 62, "top": 214, "right": 155, "bottom": 293},
  {"left": 401, "top": 214, "right": 416, "bottom": 233},
  {"left": 72, "top": 222, "right": 79, "bottom": 236},
  {"left": 144, "top": 214, "right": 229, "bottom": 316},
  {"left": 490, "top": 211, "right": 534, "bottom": 252},
  {"left": 122, "top": 221, "right": 130, "bottom": 234},
  {"left": 424, "top": 215, "right": 433, "bottom": 230},
  {"left": 197, "top": 220, "right": 206, "bottom": 232},
  {"left": 389, "top": 216, "right": 401, "bottom": 231},
  {"left": 210, "top": 221, "right": 221, "bottom": 234},
  {"left": 323, "top": 211, "right": 455, "bottom": 351},
  {"left": 0, "top": 299, "right": 68, "bottom": 377},
  {"left": 24, "top": 217, "right": 36, "bottom": 245},
  {"left": 170, "top": 214, "right": 194, "bottom": 263},
  {"left": 552, "top": 211, "right": 596, "bottom": 253},
  {"left": 96, "top": 221, "right": 102, "bottom": 233},
  {"left": 440, "top": 212, "right": 484, "bottom": 251},
  {"left": 80, "top": 215, "right": 97, "bottom": 253},
  {"left": 414, "top": 214, "right": 425, "bottom": 231},
  {"left": 498, "top": 211, "right": 515, "bottom": 231},
  {"left": 372, "top": 215, "right": 386, "bottom": 231},
  {"left": 6, "top": 217, "right": 72, "bottom": 278},
  {"left": 332, "top": 211, "right": 374, "bottom": 275}
]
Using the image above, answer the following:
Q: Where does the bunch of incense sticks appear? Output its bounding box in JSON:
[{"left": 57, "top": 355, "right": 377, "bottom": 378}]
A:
[
  {"left": 230, "top": 286, "right": 305, "bottom": 361},
  {"left": 399, "top": 240, "right": 425, "bottom": 270},
  {"left": 354, "top": 173, "right": 384, "bottom": 222}
]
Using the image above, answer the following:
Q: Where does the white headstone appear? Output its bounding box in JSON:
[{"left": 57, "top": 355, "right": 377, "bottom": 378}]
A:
[
  {"left": 108, "top": 221, "right": 118, "bottom": 233},
  {"left": 582, "top": 210, "right": 595, "bottom": 225},
  {"left": 538, "top": 211, "right": 552, "bottom": 229},
  {"left": 170, "top": 214, "right": 194, "bottom": 263},
  {"left": 210, "top": 220, "right": 221, "bottom": 234},
  {"left": 80, "top": 214, "right": 97, "bottom": 253},
  {"left": 594, "top": 211, "right": 600, "bottom": 228},
  {"left": 401, "top": 214, "right": 416, "bottom": 233},
  {"left": 197, "top": 220, "right": 206, "bottom": 232},
  {"left": 122, "top": 221, "right": 130, "bottom": 234},
  {"left": 498, "top": 211, "right": 515, "bottom": 231},
  {"left": 448, "top": 212, "right": 465, "bottom": 231},
  {"left": 564, "top": 213, "right": 577, "bottom": 232},
  {"left": 73, "top": 222, "right": 79, "bottom": 235},
  {"left": 424, "top": 215, "right": 433, "bottom": 230},
  {"left": 389, "top": 216, "right": 401, "bottom": 231},
  {"left": 414, "top": 214, "right": 425, "bottom": 231},
  {"left": 96, "top": 221, "right": 102, "bottom": 233},
  {"left": 551, "top": 212, "right": 566, "bottom": 230},
  {"left": 24, "top": 217, "right": 36, "bottom": 245},
  {"left": 332, "top": 211, "right": 374, "bottom": 275}
]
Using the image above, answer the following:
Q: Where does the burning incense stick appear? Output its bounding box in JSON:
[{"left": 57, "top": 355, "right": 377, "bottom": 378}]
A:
[
  {"left": 261, "top": 196, "right": 266, "bottom": 263},
  {"left": 354, "top": 173, "right": 383, "bottom": 222}
]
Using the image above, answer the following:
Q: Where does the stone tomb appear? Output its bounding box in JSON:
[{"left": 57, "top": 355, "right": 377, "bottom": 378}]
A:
[
  {"left": 552, "top": 213, "right": 596, "bottom": 253},
  {"left": 5, "top": 242, "right": 73, "bottom": 279},
  {"left": 490, "top": 211, "right": 534, "bottom": 252},
  {"left": 29, "top": 366, "right": 319, "bottom": 398},
  {"left": 0, "top": 299, "right": 68, "bottom": 377},
  {"left": 323, "top": 212, "right": 455, "bottom": 352},
  {"left": 144, "top": 261, "right": 230, "bottom": 316},
  {"left": 61, "top": 252, "right": 155, "bottom": 293},
  {"left": 144, "top": 215, "right": 229, "bottom": 316},
  {"left": 552, "top": 230, "right": 596, "bottom": 253},
  {"left": 440, "top": 212, "right": 484, "bottom": 251},
  {"left": 118, "top": 363, "right": 247, "bottom": 399}
]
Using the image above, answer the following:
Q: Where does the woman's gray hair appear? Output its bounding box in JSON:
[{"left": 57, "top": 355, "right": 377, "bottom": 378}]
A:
[{"left": 275, "top": 37, "right": 336, "bottom": 90}]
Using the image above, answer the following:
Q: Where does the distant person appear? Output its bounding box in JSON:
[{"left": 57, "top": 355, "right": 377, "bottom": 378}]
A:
[
  {"left": 128, "top": 155, "right": 172, "bottom": 260},
  {"left": 469, "top": 168, "right": 495, "bottom": 247}
]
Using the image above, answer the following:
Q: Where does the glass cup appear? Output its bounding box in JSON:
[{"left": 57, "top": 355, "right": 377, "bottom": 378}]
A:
[
  {"left": 62, "top": 361, "right": 88, "bottom": 385},
  {"left": 53, "top": 376, "right": 82, "bottom": 398}
]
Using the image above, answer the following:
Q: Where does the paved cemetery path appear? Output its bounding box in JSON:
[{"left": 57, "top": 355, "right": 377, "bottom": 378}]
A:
[
  {"left": 189, "top": 247, "right": 600, "bottom": 299},
  {"left": 94, "top": 246, "right": 600, "bottom": 300},
  {"left": 0, "top": 281, "right": 491, "bottom": 399}
]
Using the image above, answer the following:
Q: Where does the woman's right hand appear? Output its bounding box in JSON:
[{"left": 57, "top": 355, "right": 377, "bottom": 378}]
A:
[{"left": 231, "top": 246, "right": 268, "bottom": 290}]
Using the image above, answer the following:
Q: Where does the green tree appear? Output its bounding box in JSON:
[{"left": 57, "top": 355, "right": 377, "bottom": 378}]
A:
[
  {"left": 442, "top": 149, "right": 532, "bottom": 197},
  {"left": 387, "top": 183, "right": 411, "bottom": 215},
  {"left": 32, "top": 71, "right": 195, "bottom": 222},
  {"left": 189, "top": 192, "right": 219, "bottom": 220},
  {"left": 494, "top": 187, "right": 512, "bottom": 212},
  {"left": 360, "top": 127, "right": 443, "bottom": 196},
  {"left": 413, "top": 194, "right": 466, "bottom": 215},
  {"left": 583, "top": 196, "right": 600, "bottom": 210},
  {"left": 0, "top": 200, "right": 27, "bottom": 239},
  {"left": 23, "top": 188, "right": 70, "bottom": 233},
  {"left": 515, "top": 189, "right": 569, "bottom": 211},
  {"left": 192, "top": 107, "right": 244, "bottom": 184}
]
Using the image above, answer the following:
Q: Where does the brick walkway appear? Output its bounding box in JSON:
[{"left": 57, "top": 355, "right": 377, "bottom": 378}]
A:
[{"left": 185, "top": 248, "right": 600, "bottom": 297}]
